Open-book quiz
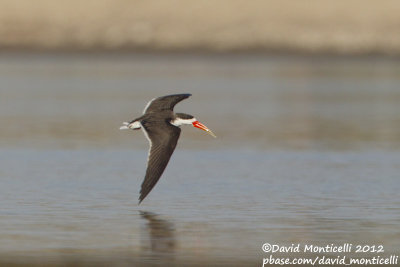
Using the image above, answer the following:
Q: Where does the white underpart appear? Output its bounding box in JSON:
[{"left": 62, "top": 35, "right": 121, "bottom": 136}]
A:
[
  {"left": 170, "top": 117, "right": 196, "bottom": 127},
  {"left": 119, "top": 121, "right": 141, "bottom": 130},
  {"left": 143, "top": 97, "right": 156, "bottom": 114}
]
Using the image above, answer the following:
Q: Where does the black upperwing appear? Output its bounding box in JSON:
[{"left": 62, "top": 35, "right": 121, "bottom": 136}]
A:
[
  {"left": 139, "top": 118, "right": 181, "bottom": 203},
  {"left": 143, "top": 94, "right": 191, "bottom": 114}
]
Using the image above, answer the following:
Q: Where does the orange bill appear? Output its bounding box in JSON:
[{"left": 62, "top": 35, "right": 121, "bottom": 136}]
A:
[{"left": 192, "top": 121, "right": 217, "bottom": 138}]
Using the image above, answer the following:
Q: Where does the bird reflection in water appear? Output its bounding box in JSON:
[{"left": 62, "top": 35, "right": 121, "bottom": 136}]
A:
[{"left": 139, "top": 211, "right": 176, "bottom": 261}]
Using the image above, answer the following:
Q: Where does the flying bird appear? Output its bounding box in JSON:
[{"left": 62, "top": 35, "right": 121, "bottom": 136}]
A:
[{"left": 120, "top": 94, "right": 216, "bottom": 203}]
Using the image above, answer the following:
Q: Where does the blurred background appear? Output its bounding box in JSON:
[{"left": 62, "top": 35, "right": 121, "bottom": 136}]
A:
[
  {"left": 1, "top": 0, "right": 400, "bottom": 54},
  {"left": 0, "top": 1, "right": 399, "bottom": 266}
]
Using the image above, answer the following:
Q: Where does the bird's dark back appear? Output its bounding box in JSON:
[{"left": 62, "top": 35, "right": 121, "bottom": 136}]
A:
[{"left": 140, "top": 111, "right": 180, "bottom": 143}]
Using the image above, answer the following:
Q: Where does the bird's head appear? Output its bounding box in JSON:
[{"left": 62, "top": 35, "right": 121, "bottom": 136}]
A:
[{"left": 171, "top": 113, "right": 216, "bottom": 138}]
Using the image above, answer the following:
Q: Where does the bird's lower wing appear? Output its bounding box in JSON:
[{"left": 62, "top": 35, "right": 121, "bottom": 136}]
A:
[{"left": 139, "top": 129, "right": 180, "bottom": 203}]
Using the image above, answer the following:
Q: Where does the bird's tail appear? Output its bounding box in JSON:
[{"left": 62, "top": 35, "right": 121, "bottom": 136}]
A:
[
  {"left": 119, "top": 120, "right": 141, "bottom": 130},
  {"left": 119, "top": 122, "right": 130, "bottom": 130}
]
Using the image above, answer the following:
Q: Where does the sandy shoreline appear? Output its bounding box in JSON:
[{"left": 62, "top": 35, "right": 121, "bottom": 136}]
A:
[{"left": 0, "top": 0, "right": 400, "bottom": 55}]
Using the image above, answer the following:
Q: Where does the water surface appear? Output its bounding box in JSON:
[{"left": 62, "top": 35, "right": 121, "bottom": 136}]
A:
[{"left": 0, "top": 53, "right": 399, "bottom": 266}]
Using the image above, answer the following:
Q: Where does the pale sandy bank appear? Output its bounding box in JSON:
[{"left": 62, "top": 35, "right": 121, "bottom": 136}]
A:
[{"left": 0, "top": 0, "right": 400, "bottom": 54}]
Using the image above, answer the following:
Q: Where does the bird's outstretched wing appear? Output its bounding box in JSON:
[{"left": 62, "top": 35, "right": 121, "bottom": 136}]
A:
[
  {"left": 139, "top": 121, "right": 181, "bottom": 203},
  {"left": 143, "top": 94, "right": 191, "bottom": 114}
]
